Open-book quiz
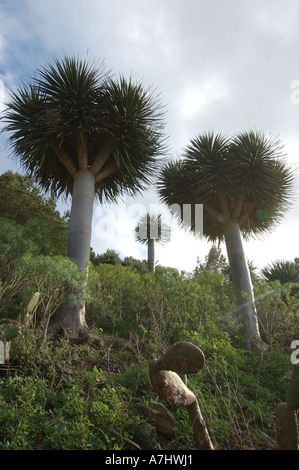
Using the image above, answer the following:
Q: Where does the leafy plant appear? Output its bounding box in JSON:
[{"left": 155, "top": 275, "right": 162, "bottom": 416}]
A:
[{"left": 262, "top": 259, "right": 299, "bottom": 284}]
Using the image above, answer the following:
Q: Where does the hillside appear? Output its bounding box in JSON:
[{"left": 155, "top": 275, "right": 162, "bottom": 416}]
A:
[{"left": 0, "top": 262, "right": 298, "bottom": 451}]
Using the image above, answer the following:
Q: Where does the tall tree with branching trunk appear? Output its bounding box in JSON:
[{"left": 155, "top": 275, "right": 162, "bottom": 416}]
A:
[
  {"left": 2, "top": 56, "right": 166, "bottom": 339},
  {"left": 158, "top": 131, "right": 294, "bottom": 350},
  {"left": 134, "top": 212, "right": 170, "bottom": 272}
]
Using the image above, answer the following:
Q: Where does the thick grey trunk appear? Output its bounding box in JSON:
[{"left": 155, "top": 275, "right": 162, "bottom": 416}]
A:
[
  {"left": 54, "top": 170, "right": 95, "bottom": 338},
  {"left": 223, "top": 221, "right": 264, "bottom": 349},
  {"left": 148, "top": 238, "right": 155, "bottom": 273},
  {"left": 67, "top": 170, "right": 95, "bottom": 268}
]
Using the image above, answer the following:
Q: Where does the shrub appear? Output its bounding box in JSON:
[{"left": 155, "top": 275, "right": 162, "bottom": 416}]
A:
[{"left": 0, "top": 332, "right": 138, "bottom": 450}]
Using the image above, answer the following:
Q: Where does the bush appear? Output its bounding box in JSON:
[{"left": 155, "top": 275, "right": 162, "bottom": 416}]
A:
[
  {"left": 0, "top": 331, "right": 138, "bottom": 450},
  {"left": 254, "top": 279, "right": 299, "bottom": 347},
  {"left": 1, "top": 252, "right": 298, "bottom": 450},
  {"left": 87, "top": 264, "right": 238, "bottom": 353}
]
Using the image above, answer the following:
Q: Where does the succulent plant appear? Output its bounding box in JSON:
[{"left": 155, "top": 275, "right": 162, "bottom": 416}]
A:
[
  {"left": 26, "top": 292, "right": 40, "bottom": 314},
  {"left": 20, "top": 292, "right": 40, "bottom": 323},
  {"left": 149, "top": 341, "right": 214, "bottom": 450}
]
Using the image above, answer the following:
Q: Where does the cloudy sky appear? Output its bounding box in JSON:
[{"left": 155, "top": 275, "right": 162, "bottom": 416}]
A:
[{"left": 0, "top": 0, "right": 299, "bottom": 273}]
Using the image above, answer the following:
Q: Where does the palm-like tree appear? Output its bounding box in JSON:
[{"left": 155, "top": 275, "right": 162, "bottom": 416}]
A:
[
  {"left": 262, "top": 260, "right": 299, "bottom": 284},
  {"left": 158, "top": 131, "right": 294, "bottom": 349},
  {"left": 2, "top": 56, "right": 166, "bottom": 338},
  {"left": 135, "top": 212, "right": 170, "bottom": 272}
]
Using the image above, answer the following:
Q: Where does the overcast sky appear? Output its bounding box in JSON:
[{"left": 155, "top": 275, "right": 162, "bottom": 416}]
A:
[{"left": 0, "top": 0, "right": 299, "bottom": 273}]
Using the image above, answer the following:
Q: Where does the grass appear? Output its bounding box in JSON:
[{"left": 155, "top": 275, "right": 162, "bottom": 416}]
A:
[{"left": 0, "top": 325, "right": 295, "bottom": 450}]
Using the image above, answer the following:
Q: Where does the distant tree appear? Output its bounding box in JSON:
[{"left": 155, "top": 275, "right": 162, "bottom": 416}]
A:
[
  {"left": 154, "top": 265, "right": 180, "bottom": 277},
  {"left": 135, "top": 213, "right": 170, "bottom": 272},
  {"left": 158, "top": 131, "right": 294, "bottom": 349},
  {"left": 0, "top": 218, "right": 36, "bottom": 312},
  {"left": 91, "top": 249, "right": 122, "bottom": 266},
  {"left": 194, "top": 244, "right": 228, "bottom": 275},
  {"left": 121, "top": 256, "right": 148, "bottom": 272},
  {"left": 2, "top": 56, "right": 165, "bottom": 339}
]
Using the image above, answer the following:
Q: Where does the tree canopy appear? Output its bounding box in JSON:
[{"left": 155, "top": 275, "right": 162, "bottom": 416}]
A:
[
  {"left": 158, "top": 131, "right": 295, "bottom": 241},
  {"left": 2, "top": 56, "right": 166, "bottom": 202}
]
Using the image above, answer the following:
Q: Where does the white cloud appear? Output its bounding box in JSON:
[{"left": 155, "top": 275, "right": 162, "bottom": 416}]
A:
[{"left": 178, "top": 74, "right": 229, "bottom": 120}]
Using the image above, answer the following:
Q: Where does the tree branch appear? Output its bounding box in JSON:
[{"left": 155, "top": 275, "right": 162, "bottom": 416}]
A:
[
  {"left": 204, "top": 201, "right": 226, "bottom": 224},
  {"left": 95, "top": 158, "right": 120, "bottom": 183},
  {"left": 89, "top": 137, "right": 115, "bottom": 176},
  {"left": 239, "top": 201, "right": 257, "bottom": 226},
  {"left": 51, "top": 140, "right": 77, "bottom": 177},
  {"left": 76, "top": 128, "right": 88, "bottom": 171},
  {"left": 218, "top": 189, "right": 232, "bottom": 222},
  {"left": 233, "top": 192, "right": 246, "bottom": 221}
]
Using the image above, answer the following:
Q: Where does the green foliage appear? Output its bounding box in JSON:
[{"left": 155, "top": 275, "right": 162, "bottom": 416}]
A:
[
  {"left": 254, "top": 279, "right": 299, "bottom": 347},
  {"left": 5, "top": 326, "right": 19, "bottom": 342},
  {"left": 121, "top": 256, "right": 149, "bottom": 273},
  {"left": 86, "top": 263, "right": 238, "bottom": 353},
  {"left": 0, "top": 171, "right": 68, "bottom": 255},
  {"left": 194, "top": 244, "right": 228, "bottom": 275},
  {"left": 19, "top": 254, "right": 86, "bottom": 336},
  {"left": 0, "top": 218, "right": 36, "bottom": 312},
  {"left": 0, "top": 334, "right": 137, "bottom": 450},
  {"left": 261, "top": 259, "right": 299, "bottom": 284},
  {"left": 0, "top": 253, "right": 84, "bottom": 331},
  {"left": 188, "top": 346, "right": 290, "bottom": 449},
  {"left": 91, "top": 249, "right": 122, "bottom": 266},
  {"left": 0, "top": 221, "right": 298, "bottom": 449},
  {"left": 0, "top": 171, "right": 69, "bottom": 314},
  {"left": 0, "top": 259, "right": 297, "bottom": 450},
  {"left": 158, "top": 130, "right": 295, "bottom": 241}
]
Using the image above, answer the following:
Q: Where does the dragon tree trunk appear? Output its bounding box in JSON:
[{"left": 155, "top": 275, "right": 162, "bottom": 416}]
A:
[
  {"left": 53, "top": 170, "right": 95, "bottom": 338},
  {"left": 223, "top": 221, "right": 265, "bottom": 350},
  {"left": 148, "top": 238, "right": 156, "bottom": 273}
]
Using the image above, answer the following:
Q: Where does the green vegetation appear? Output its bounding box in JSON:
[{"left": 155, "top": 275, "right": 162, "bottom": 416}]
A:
[
  {"left": 0, "top": 182, "right": 298, "bottom": 449},
  {"left": 262, "top": 259, "right": 299, "bottom": 284},
  {"left": 0, "top": 58, "right": 297, "bottom": 448},
  {"left": 134, "top": 212, "right": 171, "bottom": 273}
]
